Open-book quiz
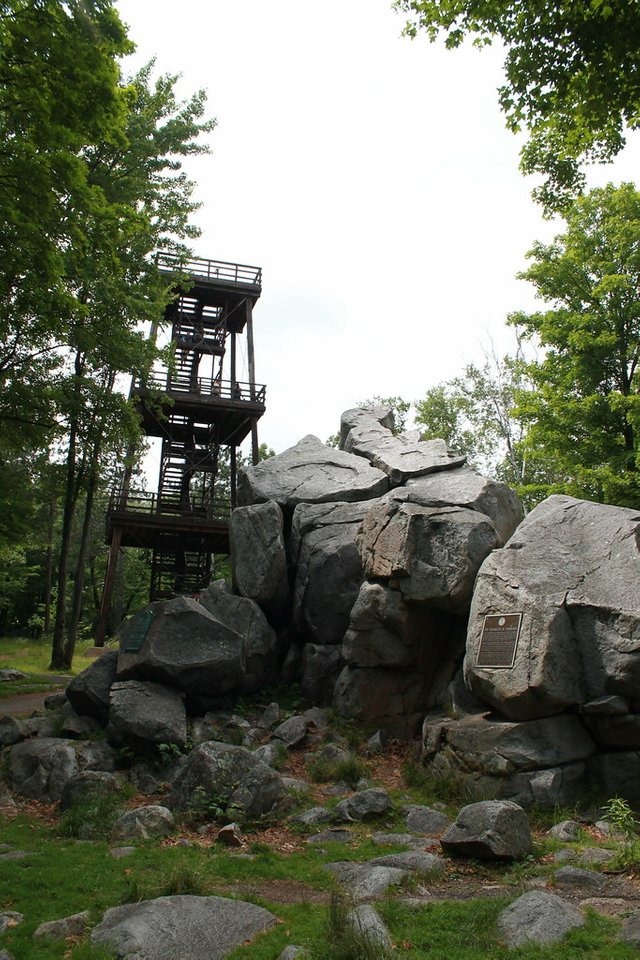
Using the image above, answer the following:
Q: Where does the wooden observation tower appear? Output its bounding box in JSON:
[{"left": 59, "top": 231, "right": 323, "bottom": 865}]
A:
[{"left": 96, "top": 253, "right": 266, "bottom": 644}]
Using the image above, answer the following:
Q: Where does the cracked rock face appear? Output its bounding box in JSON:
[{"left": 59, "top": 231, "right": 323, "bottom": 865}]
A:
[
  {"left": 340, "top": 406, "right": 466, "bottom": 486},
  {"left": 464, "top": 495, "right": 640, "bottom": 721}
]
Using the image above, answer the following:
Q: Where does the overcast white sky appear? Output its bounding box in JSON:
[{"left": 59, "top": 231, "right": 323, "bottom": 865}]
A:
[{"left": 116, "top": 0, "right": 640, "bottom": 462}]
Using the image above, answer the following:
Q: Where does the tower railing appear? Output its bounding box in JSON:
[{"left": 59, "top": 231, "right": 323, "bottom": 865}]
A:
[
  {"left": 135, "top": 373, "right": 266, "bottom": 403},
  {"left": 157, "top": 252, "right": 262, "bottom": 288}
]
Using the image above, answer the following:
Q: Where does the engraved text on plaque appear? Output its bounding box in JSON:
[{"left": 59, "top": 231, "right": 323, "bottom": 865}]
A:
[{"left": 476, "top": 613, "right": 522, "bottom": 668}]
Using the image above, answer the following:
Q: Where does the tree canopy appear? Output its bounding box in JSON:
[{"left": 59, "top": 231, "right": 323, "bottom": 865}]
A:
[
  {"left": 510, "top": 181, "right": 640, "bottom": 507},
  {"left": 395, "top": 0, "right": 640, "bottom": 211}
]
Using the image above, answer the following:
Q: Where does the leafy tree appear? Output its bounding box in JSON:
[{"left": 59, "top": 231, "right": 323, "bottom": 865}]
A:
[
  {"left": 414, "top": 348, "right": 533, "bottom": 488},
  {"left": 395, "top": 0, "right": 640, "bottom": 211},
  {"left": 510, "top": 182, "right": 640, "bottom": 507}
]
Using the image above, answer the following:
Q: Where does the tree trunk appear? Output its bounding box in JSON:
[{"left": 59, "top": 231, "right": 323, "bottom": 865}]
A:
[
  {"left": 64, "top": 461, "right": 98, "bottom": 663},
  {"left": 43, "top": 496, "right": 56, "bottom": 635}
]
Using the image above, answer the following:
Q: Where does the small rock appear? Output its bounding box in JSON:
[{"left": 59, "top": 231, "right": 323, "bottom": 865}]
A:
[
  {"left": 0, "top": 912, "right": 23, "bottom": 934},
  {"left": 307, "top": 829, "right": 355, "bottom": 845},
  {"left": 323, "top": 781, "right": 350, "bottom": 797},
  {"left": 281, "top": 777, "right": 309, "bottom": 795},
  {"left": 549, "top": 820, "right": 580, "bottom": 842},
  {"left": 111, "top": 805, "right": 174, "bottom": 842},
  {"left": 217, "top": 823, "right": 243, "bottom": 847},
  {"left": 365, "top": 731, "right": 387, "bottom": 755},
  {"left": 346, "top": 903, "right": 391, "bottom": 951},
  {"left": 292, "top": 807, "right": 333, "bottom": 826},
  {"left": 0, "top": 850, "right": 31, "bottom": 861},
  {"left": 554, "top": 865, "right": 610, "bottom": 894},
  {"left": 33, "top": 911, "right": 90, "bottom": 940},
  {"left": 498, "top": 891, "right": 584, "bottom": 947},
  {"left": 324, "top": 862, "right": 407, "bottom": 900},
  {"left": 0, "top": 949, "right": 14, "bottom": 960},
  {"left": 619, "top": 911, "right": 640, "bottom": 947},
  {"left": 554, "top": 848, "right": 578, "bottom": 863},
  {"left": 334, "top": 788, "right": 392, "bottom": 822},
  {"left": 277, "top": 947, "right": 306, "bottom": 959},
  {"left": 252, "top": 743, "right": 281, "bottom": 766},
  {"left": 0, "top": 669, "right": 27, "bottom": 681},
  {"left": 110, "top": 846, "right": 136, "bottom": 859},
  {"left": 371, "top": 851, "right": 446, "bottom": 876},
  {"left": 405, "top": 804, "right": 450, "bottom": 835},
  {"left": 302, "top": 706, "right": 330, "bottom": 730},
  {"left": 272, "top": 716, "right": 309, "bottom": 748},
  {"left": 0, "top": 716, "right": 28, "bottom": 747},
  {"left": 581, "top": 897, "right": 634, "bottom": 916},
  {"left": 579, "top": 847, "right": 615, "bottom": 867},
  {"left": 257, "top": 702, "right": 282, "bottom": 729}
]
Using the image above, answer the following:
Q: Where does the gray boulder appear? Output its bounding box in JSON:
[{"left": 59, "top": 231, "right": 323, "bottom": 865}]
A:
[
  {"left": 300, "top": 644, "right": 343, "bottom": 704},
  {"left": 403, "top": 467, "right": 522, "bottom": 545},
  {"left": 237, "top": 434, "right": 389, "bottom": 510},
  {"left": 91, "top": 895, "right": 276, "bottom": 960},
  {"left": 117, "top": 596, "right": 245, "bottom": 697},
  {"left": 360, "top": 497, "right": 500, "bottom": 613},
  {"left": 334, "top": 788, "right": 392, "bottom": 822},
  {"left": 170, "top": 741, "right": 286, "bottom": 819},
  {"left": 0, "top": 716, "right": 28, "bottom": 747},
  {"left": 441, "top": 800, "right": 532, "bottom": 861},
  {"left": 111, "top": 805, "right": 174, "bottom": 841},
  {"left": 554, "top": 865, "right": 611, "bottom": 894},
  {"left": 292, "top": 501, "right": 370, "bottom": 646},
  {"left": 324, "top": 862, "right": 407, "bottom": 901},
  {"left": 198, "top": 580, "right": 278, "bottom": 694},
  {"left": 59, "top": 771, "right": 120, "bottom": 811},
  {"left": 33, "top": 911, "right": 90, "bottom": 941},
  {"left": 498, "top": 891, "right": 584, "bottom": 947},
  {"left": 228, "top": 501, "right": 288, "bottom": 615},
  {"left": 345, "top": 904, "right": 391, "bottom": 953},
  {"left": 404, "top": 804, "right": 450, "bottom": 835},
  {"left": 66, "top": 650, "right": 118, "bottom": 723},
  {"left": 272, "top": 715, "right": 309, "bottom": 748},
  {"left": 422, "top": 713, "right": 596, "bottom": 776},
  {"left": 550, "top": 820, "right": 581, "bottom": 842},
  {"left": 8, "top": 738, "right": 78, "bottom": 802},
  {"left": 589, "top": 751, "right": 640, "bottom": 801},
  {"left": 340, "top": 406, "right": 466, "bottom": 485},
  {"left": 107, "top": 680, "right": 187, "bottom": 749},
  {"left": 465, "top": 495, "right": 640, "bottom": 721},
  {"left": 370, "top": 850, "right": 445, "bottom": 875}
]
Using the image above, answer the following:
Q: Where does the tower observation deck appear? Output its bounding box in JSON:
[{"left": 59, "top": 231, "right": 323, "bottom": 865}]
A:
[{"left": 96, "top": 253, "right": 266, "bottom": 643}]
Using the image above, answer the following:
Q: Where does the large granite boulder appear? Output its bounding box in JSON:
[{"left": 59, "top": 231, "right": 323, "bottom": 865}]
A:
[
  {"left": 464, "top": 495, "right": 640, "bottom": 721},
  {"left": 228, "top": 501, "right": 288, "bottom": 615},
  {"left": 237, "top": 434, "right": 389, "bottom": 510},
  {"left": 91, "top": 896, "right": 276, "bottom": 960},
  {"left": 198, "top": 580, "right": 278, "bottom": 694},
  {"left": 170, "top": 741, "right": 286, "bottom": 819},
  {"left": 66, "top": 650, "right": 118, "bottom": 723},
  {"left": 116, "top": 596, "right": 245, "bottom": 697},
  {"left": 360, "top": 497, "right": 500, "bottom": 613},
  {"left": 340, "top": 406, "right": 466, "bottom": 485},
  {"left": 291, "top": 501, "right": 370, "bottom": 646},
  {"left": 107, "top": 680, "right": 187, "bottom": 749},
  {"left": 403, "top": 467, "right": 522, "bottom": 545}
]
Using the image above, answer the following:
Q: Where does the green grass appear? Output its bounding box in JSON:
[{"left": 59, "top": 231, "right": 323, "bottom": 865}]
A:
[
  {"left": 0, "top": 635, "right": 105, "bottom": 699},
  {"left": 2, "top": 811, "right": 639, "bottom": 960}
]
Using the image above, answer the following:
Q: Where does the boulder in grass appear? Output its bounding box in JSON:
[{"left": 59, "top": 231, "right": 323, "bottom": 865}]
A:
[
  {"left": 334, "top": 788, "right": 392, "bottom": 822},
  {"left": 91, "top": 895, "right": 277, "bottom": 960},
  {"left": 33, "top": 911, "right": 90, "bottom": 941},
  {"left": 111, "top": 806, "right": 175, "bottom": 842},
  {"left": 440, "top": 800, "right": 532, "bottom": 861},
  {"left": 8, "top": 738, "right": 78, "bottom": 803},
  {"left": 498, "top": 891, "right": 584, "bottom": 947},
  {"left": 170, "top": 741, "right": 286, "bottom": 819}
]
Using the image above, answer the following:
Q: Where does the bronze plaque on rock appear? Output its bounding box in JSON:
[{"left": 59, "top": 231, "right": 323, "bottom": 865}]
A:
[
  {"left": 123, "top": 608, "right": 155, "bottom": 654},
  {"left": 476, "top": 613, "right": 522, "bottom": 668}
]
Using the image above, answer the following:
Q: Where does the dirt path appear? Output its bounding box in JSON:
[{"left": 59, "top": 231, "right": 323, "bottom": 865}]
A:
[{"left": 0, "top": 676, "right": 69, "bottom": 717}]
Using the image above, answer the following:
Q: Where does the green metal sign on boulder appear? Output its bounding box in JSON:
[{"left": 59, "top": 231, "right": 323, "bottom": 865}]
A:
[{"left": 123, "top": 608, "right": 155, "bottom": 654}]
